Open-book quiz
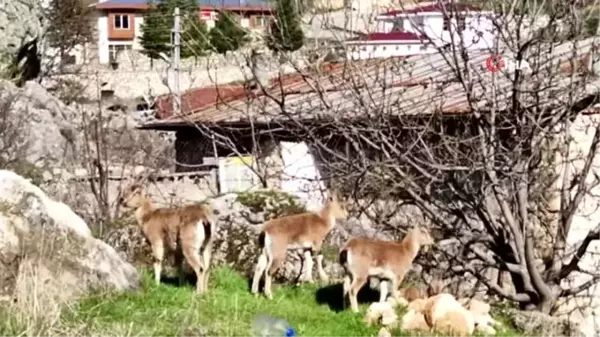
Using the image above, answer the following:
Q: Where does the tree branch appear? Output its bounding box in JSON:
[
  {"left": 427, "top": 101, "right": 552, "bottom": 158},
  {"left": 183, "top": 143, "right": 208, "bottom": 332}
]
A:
[{"left": 559, "top": 224, "right": 600, "bottom": 279}]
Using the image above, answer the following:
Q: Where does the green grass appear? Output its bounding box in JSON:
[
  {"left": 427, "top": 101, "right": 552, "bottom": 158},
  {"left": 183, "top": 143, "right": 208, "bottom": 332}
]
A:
[
  {"left": 1, "top": 267, "right": 526, "bottom": 336},
  {"left": 70, "top": 267, "right": 381, "bottom": 336}
]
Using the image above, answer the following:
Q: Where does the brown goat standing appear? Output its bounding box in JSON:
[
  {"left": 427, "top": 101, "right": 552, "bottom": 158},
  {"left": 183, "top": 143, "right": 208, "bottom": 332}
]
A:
[
  {"left": 339, "top": 226, "right": 434, "bottom": 312},
  {"left": 251, "top": 196, "right": 348, "bottom": 299},
  {"left": 119, "top": 184, "right": 215, "bottom": 293}
]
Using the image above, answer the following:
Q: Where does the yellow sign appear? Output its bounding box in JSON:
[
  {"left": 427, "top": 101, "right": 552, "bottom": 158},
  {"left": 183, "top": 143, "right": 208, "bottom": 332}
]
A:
[{"left": 228, "top": 156, "right": 254, "bottom": 166}]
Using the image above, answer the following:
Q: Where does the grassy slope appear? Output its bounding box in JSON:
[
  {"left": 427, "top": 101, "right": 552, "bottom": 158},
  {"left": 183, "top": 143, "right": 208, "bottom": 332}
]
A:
[{"left": 1, "top": 267, "right": 524, "bottom": 336}]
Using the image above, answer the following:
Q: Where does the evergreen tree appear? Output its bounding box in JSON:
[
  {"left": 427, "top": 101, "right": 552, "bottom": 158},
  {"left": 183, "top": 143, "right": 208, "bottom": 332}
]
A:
[
  {"left": 182, "top": 3, "right": 209, "bottom": 59},
  {"left": 140, "top": 0, "right": 209, "bottom": 60},
  {"left": 140, "top": 0, "right": 171, "bottom": 59},
  {"left": 209, "top": 12, "right": 248, "bottom": 54},
  {"left": 267, "top": 0, "right": 304, "bottom": 53}
]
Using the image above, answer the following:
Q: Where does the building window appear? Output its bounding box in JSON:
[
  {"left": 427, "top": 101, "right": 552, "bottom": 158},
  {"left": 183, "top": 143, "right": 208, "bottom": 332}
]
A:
[
  {"left": 361, "top": 46, "right": 366, "bottom": 51},
  {"left": 114, "top": 14, "right": 130, "bottom": 30},
  {"left": 109, "top": 44, "right": 132, "bottom": 62},
  {"left": 413, "top": 17, "right": 424, "bottom": 30},
  {"left": 443, "top": 17, "right": 450, "bottom": 31},
  {"left": 254, "top": 16, "right": 268, "bottom": 28},
  {"left": 407, "top": 45, "right": 412, "bottom": 51},
  {"left": 391, "top": 20, "right": 403, "bottom": 32},
  {"left": 396, "top": 45, "right": 399, "bottom": 50},
  {"left": 382, "top": 46, "right": 387, "bottom": 51},
  {"left": 420, "top": 44, "right": 427, "bottom": 50}
]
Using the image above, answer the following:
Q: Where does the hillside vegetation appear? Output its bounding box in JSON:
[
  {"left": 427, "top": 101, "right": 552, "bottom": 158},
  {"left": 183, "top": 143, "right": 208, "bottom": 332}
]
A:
[{"left": 0, "top": 267, "right": 524, "bottom": 336}]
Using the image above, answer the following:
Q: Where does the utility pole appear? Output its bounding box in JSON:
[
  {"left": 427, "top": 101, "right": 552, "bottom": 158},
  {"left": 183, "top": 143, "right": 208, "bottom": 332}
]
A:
[{"left": 172, "top": 7, "right": 181, "bottom": 115}]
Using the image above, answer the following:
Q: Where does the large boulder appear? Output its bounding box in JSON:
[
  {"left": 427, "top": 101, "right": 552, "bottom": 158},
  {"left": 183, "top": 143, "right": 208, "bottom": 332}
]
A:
[
  {"left": 0, "top": 170, "right": 139, "bottom": 302},
  {"left": 0, "top": 80, "right": 78, "bottom": 168}
]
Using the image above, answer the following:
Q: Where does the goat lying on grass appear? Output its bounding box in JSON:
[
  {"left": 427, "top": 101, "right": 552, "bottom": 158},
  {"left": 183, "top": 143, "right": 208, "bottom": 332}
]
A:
[
  {"left": 251, "top": 195, "right": 348, "bottom": 299},
  {"left": 119, "top": 184, "right": 215, "bottom": 293},
  {"left": 339, "top": 226, "right": 434, "bottom": 312}
]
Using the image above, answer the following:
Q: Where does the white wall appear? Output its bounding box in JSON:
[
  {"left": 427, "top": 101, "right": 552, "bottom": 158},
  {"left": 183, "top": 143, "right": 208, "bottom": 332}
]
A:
[
  {"left": 345, "top": 42, "right": 435, "bottom": 60},
  {"left": 98, "top": 14, "right": 110, "bottom": 64},
  {"left": 554, "top": 114, "right": 600, "bottom": 337},
  {"left": 133, "top": 13, "right": 144, "bottom": 50},
  {"left": 376, "top": 13, "right": 496, "bottom": 51},
  {"left": 98, "top": 12, "right": 141, "bottom": 64}
]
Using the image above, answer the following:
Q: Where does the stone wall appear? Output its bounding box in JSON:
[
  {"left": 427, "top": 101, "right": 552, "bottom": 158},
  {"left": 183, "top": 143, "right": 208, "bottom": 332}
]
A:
[
  {"left": 58, "top": 170, "right": 218, "bottom": 224},
  {"left": 553, "top": 114, "right": 600, "bottom": 337},
  {"left": 49, "top": 48, "right": 309, "bottom": 102}
]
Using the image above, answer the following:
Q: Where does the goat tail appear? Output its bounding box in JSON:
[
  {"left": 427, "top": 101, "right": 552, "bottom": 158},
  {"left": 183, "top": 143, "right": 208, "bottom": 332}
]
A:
[
  {"left": 339, "top": 248, "right": 349, "bottom": 268},
  {"left": 257, "top": 231, "right": 266, "bottom": 248}
]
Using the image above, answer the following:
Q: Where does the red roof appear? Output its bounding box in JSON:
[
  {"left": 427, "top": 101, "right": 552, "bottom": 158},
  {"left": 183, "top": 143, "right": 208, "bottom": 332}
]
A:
[
  {"left": 381, "top": 3, "right": 482, "bottom": 16},
  {"left": 155, "top": 83, "right": 248, "bottom": 119},
  {"left": 153, "top": 59, "right": 408, "bottom": 119},
  {"left": 348, "top": 32, "right": 425, "bottom": 42}
]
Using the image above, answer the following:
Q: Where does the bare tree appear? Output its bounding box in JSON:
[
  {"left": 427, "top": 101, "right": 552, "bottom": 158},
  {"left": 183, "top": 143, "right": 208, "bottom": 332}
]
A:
[
  {"left": 44, "top": 0, "right": 94, "bottom": 72},
  {"left": 169, "top": 0, "right": 600, "bottom": 314}
]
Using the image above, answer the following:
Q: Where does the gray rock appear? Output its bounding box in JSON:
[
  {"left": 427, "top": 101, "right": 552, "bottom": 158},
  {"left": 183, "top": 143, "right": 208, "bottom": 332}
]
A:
[
  {"left": 0, "top": 80, "right": 75, "bottom": 167},
  {"left": 510, "top": 310, "right": 580, "bottom": 336},
  {"left": 0, "top": 170, "right": 139, "bottom": 302},
  {"left": 0, "top": 0, "right": 44, "bottom": 80}
]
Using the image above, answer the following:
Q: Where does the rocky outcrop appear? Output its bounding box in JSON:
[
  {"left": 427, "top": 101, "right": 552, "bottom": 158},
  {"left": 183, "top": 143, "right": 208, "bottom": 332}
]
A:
[
  {"left": 0, "top": 0, "right": 44, "bottom": 82},
  {"left": 0, "top": 80, "right": 78, "bottom": 168},
  {"left": 0, "top": 170, "right": 139, "bottom": 302}
]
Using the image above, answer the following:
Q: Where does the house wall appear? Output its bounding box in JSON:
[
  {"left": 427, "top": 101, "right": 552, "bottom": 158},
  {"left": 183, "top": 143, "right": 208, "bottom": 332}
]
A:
[
  {"left": 554, "top": 114, "right": 600, "bottom": 337},
  {"left": 98, "top": 14, "right": 110, "bottom": 64},
  {"left": 378, "top": 13, "right": 495, "bottom": 50},
  {"left": 345, "top": 42, "right": 436, "bottom": 60},
  {"left": 98, "top": 11, "right": 146, "bottom": 64},
  {"left": 134, "top": 14, "right": 145, "bottom": 50},
  {"left": 107, "top": 12, "right": 136, "bottom": 40}
]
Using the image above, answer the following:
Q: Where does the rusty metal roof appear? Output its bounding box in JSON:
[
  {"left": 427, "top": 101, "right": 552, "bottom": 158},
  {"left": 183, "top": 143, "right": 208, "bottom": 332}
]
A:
[{"left": 140, "top": 38, "right": 599, "bottom": 130}]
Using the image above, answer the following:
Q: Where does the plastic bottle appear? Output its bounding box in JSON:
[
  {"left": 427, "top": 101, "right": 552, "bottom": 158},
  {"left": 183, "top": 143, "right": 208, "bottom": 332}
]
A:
[{"left": 251, "top": 314, "right": 296, "bottom": 337}]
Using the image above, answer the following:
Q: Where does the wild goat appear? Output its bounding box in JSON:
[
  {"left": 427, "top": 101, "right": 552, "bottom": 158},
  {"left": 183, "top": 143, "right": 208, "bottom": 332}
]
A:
[
  {"left": 251, "top": 196, "right": 348, "bottom": 299},
  {"left": 119, "top": 184, "right": 215, "bottom": 293},
  {"left": 339, "top": 226, "right": 434, "bottom": 312}
]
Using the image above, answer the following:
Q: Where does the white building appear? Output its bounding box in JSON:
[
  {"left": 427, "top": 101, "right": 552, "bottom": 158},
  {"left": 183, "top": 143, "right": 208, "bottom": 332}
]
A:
[
  {"left": 345, "top": 31, "right": 436, "bottom": 60},
  {"left": 345, "top": 1, "right": 496, "bottom": 60}
]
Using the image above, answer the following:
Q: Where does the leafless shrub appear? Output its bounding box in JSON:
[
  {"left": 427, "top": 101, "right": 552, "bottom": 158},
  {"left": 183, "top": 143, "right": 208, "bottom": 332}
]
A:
[{"left": 172, "top": 0, "right": 600, "bottom": 314}]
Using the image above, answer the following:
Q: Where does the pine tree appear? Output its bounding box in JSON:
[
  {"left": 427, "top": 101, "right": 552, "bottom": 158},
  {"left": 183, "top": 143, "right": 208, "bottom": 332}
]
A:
[
  {"left": 267, "top": 0, "right": 304, "bottom": 53},
  {"left": 140, "top": 0, "right": 209, "bottom": 61},
  {"left": 209, "top": 12, "right": 248, "bottom": 54},
  {"left": 140, "top": 0, "right": 171, "bottom": 60},
  {"left": 181, "top": 0, "right": 209, "bottom": 60}
]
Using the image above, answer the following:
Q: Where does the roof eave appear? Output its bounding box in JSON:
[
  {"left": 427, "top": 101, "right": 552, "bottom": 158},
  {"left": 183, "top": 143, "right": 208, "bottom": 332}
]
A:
[{"left": 95, "top": 4, "right": 149, "bottom": 10}]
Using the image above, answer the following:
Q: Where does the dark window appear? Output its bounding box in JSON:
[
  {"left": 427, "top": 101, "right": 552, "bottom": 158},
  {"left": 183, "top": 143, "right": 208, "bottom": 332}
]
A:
[{"left": 115, "top": 14, "right": 129, "bottom": 29}]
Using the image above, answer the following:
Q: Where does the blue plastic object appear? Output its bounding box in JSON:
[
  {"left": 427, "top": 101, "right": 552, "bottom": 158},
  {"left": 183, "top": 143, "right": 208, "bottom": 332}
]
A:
[{"left": 252, "top": 314, "right": 296, "bottom": 337}]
